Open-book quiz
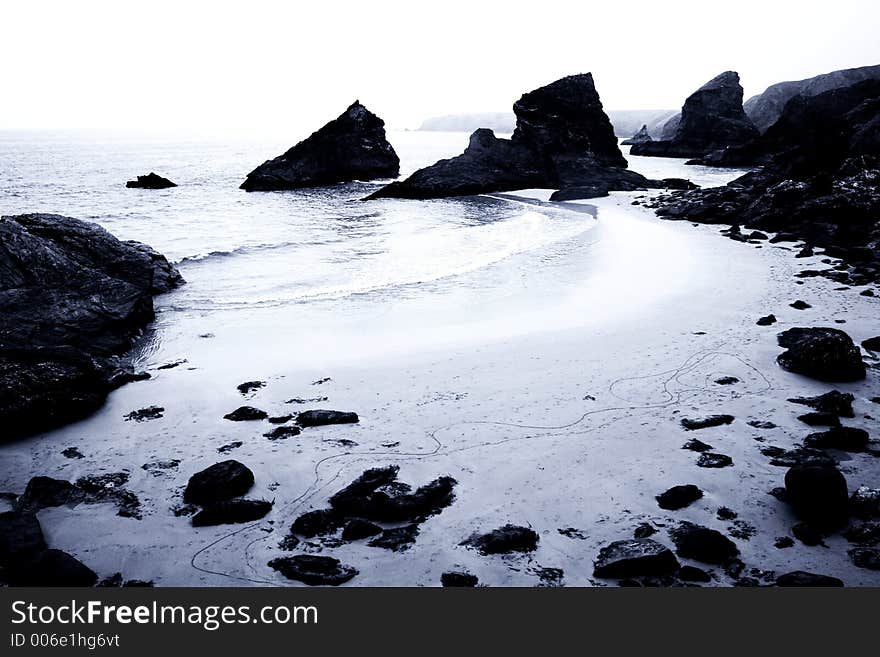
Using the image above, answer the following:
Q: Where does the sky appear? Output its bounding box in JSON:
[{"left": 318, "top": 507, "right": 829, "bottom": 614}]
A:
[{"left": 2, "top": 0, "right": 878, "bottom": 137}]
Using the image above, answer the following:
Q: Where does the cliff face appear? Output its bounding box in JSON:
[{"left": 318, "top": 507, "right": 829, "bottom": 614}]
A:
[
  {"left": 368, "top": 74, "right": 640, "bottom": 200},
  {"left": 631, "top": 72, "right": 759, "bottom": 158},
  {"left": 241, "top": 102, "right": 399, "bottom": 191},
  {"left": 744, "top": 64, "right": 880, "bottom": 133}
]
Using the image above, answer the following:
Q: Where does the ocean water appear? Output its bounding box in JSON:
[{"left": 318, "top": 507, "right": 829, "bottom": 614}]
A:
[{"left": 0, "top": 130, "right": 748, "bottom": 369}]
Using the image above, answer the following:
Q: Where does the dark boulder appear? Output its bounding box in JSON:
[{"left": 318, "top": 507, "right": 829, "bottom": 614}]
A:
[
  {"left": 296, "top": 409, "right": 359, "bottom": 427},
  {"left": 264, "top": 425, "right": 302, "bottom": 440},
  {"left": 784, "top": 465, "right": 849, "bottom": 529},
  {"left": 776, "top": 570, "right": 844, "bottom": 587},
  {"left": 268, "top": 414, "right": 294, "bottom": 424},
  {"left": 631, "top": 72, "right": 758, "bottom": 158},
  {"left": 850, "top": 486, "right": 880, "bottom": 519},
  {"left": 682, "top": 438, "right": 713, "bottom": 452},
  {"left": 0, "top": 511, "right": 46, "bottom": 565},
  {"left": 183, "top": 460, "right": 255, "bottom": 505},
  {"left": 237, "top": 380, "right": 265, "bottom": 395},
  {"left": 656, "top": 484, "right": 703, "bottom": 510},
  {"left": 7, "top": 549, "right": 97, "bottom": 586},
  {"left": 328, "top": 465, "right": 399, "bottom": 514},
  {"left": 681, "top": 414, "right": 734, "bottom": 430},
  {"left": 803, "top": 426, "right": 870, "bottom": 452},
  {"left": 461, "top": 524, "right": 539, "bottom": 555},
  {"left": 341, "top": 518, "right": 382, "bottom": 541},
  {"left": 849, "top": 547, "right": 880, "bottom": 570},
  {"left": 441, "top": 571, "right": 479, "bottom": 587},
  {"left": 776, "top": 328, "right": 866, "bottom": 382},
  {"left": 669, "top": 522, "right": 740, "bottom": 564},
  {"left": 789, "top": 391, "right": 855, "bottom": 417},
  {"left": 16, "top": 476, "right": 83, "bottom": 510},
  {"left": 268, "top": 555, "right": 358, "bottom": 586},
  {"left": 0, "top": 214, "right": 183, "bottom": 441},
  {"left": 633, "top": 522, "right": 657, "bottom": 539},
  {"left": 191, "top": 499, "right": 273, "bottom": 526},
  {"left": 592, "top": 539, "right": 680, "bottom": 578},
  {"left": 223, "top": 406, "right": 268, "bottom": 421},
  {"left": 125, "top": 405, "right": 164, "bottom": 422},
  {"left": 790, "top": 299, "right": 812, "bottom": 309},
  {"left": 368, "top": 524, "right": 420, "bottom": 551},
  {"left": 697, "top": 452, "right": 733, "bottom": 468},
  {"left": 862, "top": 336, "right": 880, "bottom": 352},
  {"left": 621, "top": 124, "right": 653, "bottom": 145},
  {"left": 678, "top": 565, "right": 712, "bottom": 582},
  {"left": 756, "top": 314, "right": 777, "bottom": 326},
  {"left": 368, "top": 74, "right": 643, "bottom": 200},
  {"left": 797, "top": 412, "right": 841, "bottom": 426},
  {"left": 290, "top": 509, "right": 345, "bottom": 538},
  {"left": 241, "top": 102, "right": 399, "bottom": 191},
  {"left": 764, "top": 447, "right": 837, "bottom": 468},
  {"left": 125, "top": 172, "right": 176, "bottom": 189}
]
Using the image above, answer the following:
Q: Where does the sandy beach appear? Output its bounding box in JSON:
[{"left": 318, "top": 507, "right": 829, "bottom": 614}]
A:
[{"left": 2, "top": 162, "right": 877, "bottom": 586}]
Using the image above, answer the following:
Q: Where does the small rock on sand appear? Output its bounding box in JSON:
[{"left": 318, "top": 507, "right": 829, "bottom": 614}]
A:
[
  {"left": 268, "top": 555, "right": 358, "bottom": 586},
  {"left": 461, "top": 525, "right": 539, "bottom": 555},
  {"left": 656, "top": 484, "right": 703, "bottom": 510},
  {"left": 183, "top": 460, "right": 254, "bottom": 505},
  {"left": 681, "top": 414, "right": 734, "bottom": 430}
]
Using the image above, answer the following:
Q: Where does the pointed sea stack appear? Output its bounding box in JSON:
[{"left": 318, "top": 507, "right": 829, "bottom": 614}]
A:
[
  {"left": 621, "top": 124, "right": 653, "bottom": 145},
  {"left": 366, "top": 74, "right": 656, "bottom": 200},
  {"left": 241, "top": 101, "right": 400, "bottom": 191},
  {"left": 631, "top": 71, "right": 759, "bottom": 158}
]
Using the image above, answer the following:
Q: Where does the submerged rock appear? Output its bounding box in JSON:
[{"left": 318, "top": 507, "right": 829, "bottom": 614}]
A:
[
  {"left": 241, "top": 102, "right": 399, "bottom": 191},
  {"left": 0, "top": 214, "right": 183, "bottom": 440},
  {"left": 593, "top": 539, "right": 680, "bottom": 578},
  {"left": 183, "top": 460, "right": 255, "bottom": 505},
  {"left": 656, "top": 484, "right": 703, "bottom": 510},
  {"left": 191, "top": 499, "right": 273, "bottom": 526},
  {"left": 368, "top": 74, "right": 649, "bottom": 200},
  {"left": 125, "top": 172, "right": 176, "bottom": 189},
  {"left": 461, "top": 524, "right": 539, "bottom": 555},
  {"left": 630, "top": 72, "right": 758, "bottom": 158},
  {"left": 776, "top": 570, "right": 844, "bottom": 587},
  {"left": 776, "top": 328, "right": 866, "bottom": 382},
  {"left": 268, "top": 555, "right": 358, "bottom": 586}
]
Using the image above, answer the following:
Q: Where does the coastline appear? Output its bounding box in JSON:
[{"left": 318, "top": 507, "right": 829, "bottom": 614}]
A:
[{"left": 2, "top": 187, "right": 876, "bottom": 586}]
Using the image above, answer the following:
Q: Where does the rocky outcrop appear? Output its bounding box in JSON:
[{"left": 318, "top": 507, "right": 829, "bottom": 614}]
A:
[
  {"left": 630, "top": 72, "right": 758, "bottom": 158},
  {"left": 367, "top": 74, "right": 655, "bottom": 200},
  {"left": 241, "top": 101, "right": 399, "bottom": 191},
  {"left": 126, "top": 173, "right": 176, "bottom": 189},
  {"left": 649, "top": 77, "right": 880, "bottom": 284},
  {"left": 744, "top": 64, "right": 880, "bottom": 132},
  {"left": 776, "top": 328, "right": 866, "bottom": 382},
  {"left": 621, "top": 124, "right": 653, "bottom": 145},
  {"left": 0, "top": 214, "right": 183, "bottom": 440}
]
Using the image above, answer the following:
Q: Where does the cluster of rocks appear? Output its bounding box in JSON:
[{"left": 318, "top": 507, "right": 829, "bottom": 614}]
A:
[
  {"left": 366, "top": 74, "right": 692, "bottom": 202},
  {"left": 0, "top": 213, "right": 183, "bottom": 440},
  {"left": 183, "top": 460, "right": 272, "bottom": 527},
  {"left": 223, "top": 388, "right": 359, "bottom": 440},
  {"left": 269, "top": 465, "right": 457, "bottom": 585}
]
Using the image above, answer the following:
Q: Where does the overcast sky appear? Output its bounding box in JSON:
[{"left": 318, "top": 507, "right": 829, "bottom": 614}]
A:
[{"left": 3, "top": 0, "right": 878, "bottom": 136}]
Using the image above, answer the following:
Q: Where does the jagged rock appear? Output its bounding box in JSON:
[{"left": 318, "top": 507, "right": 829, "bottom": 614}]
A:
[
  {"left": 621, "top": 124, "right": 653, "bottom": 145},
  {"left": 633, "top": 522, "right": 657, "bottom": 539},
  {"left": 242, "top": 102, "right": 399, "bottom": 191},
  {"left": 125, "top": 172, "right": 176, "bottom": 189},
  {"left": 863, "top": 336, "right": 880, "bottom": 352},
  {"left": 697, "top": 453, "right": 733, "bottom": 468},
  {"left": 748, "top": 419, "right": 777, "bottom": 429},
  {"left": 16, "top": 476, "right": 83, "bottom": 510},
  {"left": 183, "top": 460, "right": 254, "bottom": 505},
  {"left": 125, "top": 405, "right": 164, "bottom": 422},
  {"left": 0, "top": 214, "right": 183, "bottom": 440},
  {"left": 296, "top": 409, "right": 359, "bottom": 427},
  {"left": 223, "top": 406, "right": 268, "bottom": 421},
  {"left": 763, "top": 446, "right": 837, "bottom": 468},
  {"left": 0, "top": 511, "right": 46, "bottom": 566},
  {"left": 669, "top": 523, "right": 739, "bottom": 564},
  {"left": 268, "top": 555, "right": 358, "bottom": 586},
  {"left": 756, "top": 314, "right": 777, "bottom": 326},
  {"left": 784, "top": 465, "right": 849, "bottom": 529},
  {"left": 592, "top": 539, "right": 680, "bottom": 578},
  {"left": 850, "top": 486, "right": 880, "bottom": 519},
  {"left": 843, "top": 520, "right": 880, "bottom": 545},
  {"left": 237, "top": 381, "right": 265, "bottom": 395},
  {"left": 7, "top": 549, "right": 97, "bottom": 586},
  {"left": 191, "top": 499, "right": 273, "bottom": 526},
  {"left": 461, "top": 524, "right": 539, "bottom": 555},
  {"left": 62, "top": 447, "right": 84, "bottom": 459},
  {"left": 631, "top": 72, "right": 758, "bottom": 158},
  {"left": 790, "top": 299, "right": 812, "bottom": 310},
  {"left": 656, "top": 484, "right": 703, "bottom": 510},
  {"left": 681, "top": 414, "right": 734, "bottom": 430},
  {"left": 341, "top": 519, "right": 382, "bottom": 541},
  {"left": 776, "top": 571, "right": 844, "bottom": 587},
  {"left": 441, "top": 571, "right": 479, "bottom": 587},
  {"left": 776, "top": 328, "right": 866, "bottom": 382},
  {"left": 744, "top": 64, "right": 880, "bottom": 132},
  {"left": 717, "top": 507, "right": 738, "bottom": 521},
  {"left": 368, "top": 74, "right": 642, "bottom": 200},
  {"left": 803, "top": 426, "right": 870, "bottom": 452},
  {"left": 682, "top": 438, "right": 713, "bottom": 452},
  {"left": 789, "top": 391, "right": 855, "bottom": 417},
  {"left": 368, "top": 524, "right": 420, "bottom": 551},
  {"left": 16, "top": 474, "right": 140, "bottom": 519},
  {"left": 848, "top": 547, "right": 880, "bottom": 570}
]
